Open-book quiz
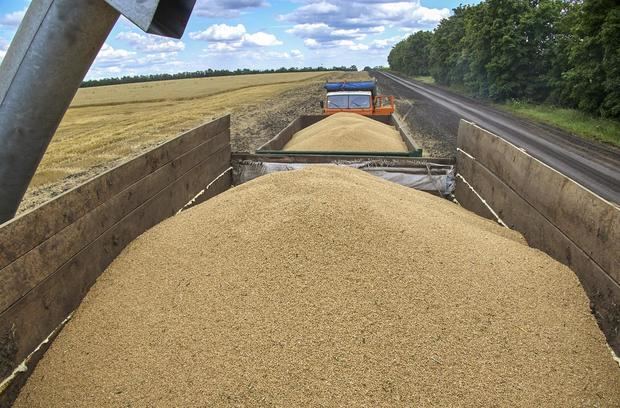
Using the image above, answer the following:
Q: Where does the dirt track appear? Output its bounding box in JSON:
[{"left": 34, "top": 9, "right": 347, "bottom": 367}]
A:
[
  {"left": 230, "top": 80, "right": 323, "bottom": 152},
  {"left": 374, "top": 71, "right": 620, "bottom": 204}
]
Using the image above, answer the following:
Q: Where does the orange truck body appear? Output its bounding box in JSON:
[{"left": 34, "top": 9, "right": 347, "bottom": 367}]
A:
[{"left": 321, "top": 81, "right": 395, "bottom": 116}]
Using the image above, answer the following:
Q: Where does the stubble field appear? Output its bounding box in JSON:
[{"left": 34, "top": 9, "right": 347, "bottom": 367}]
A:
[{"left": 21, "top": 71, "right": 369, "bottom": 212}]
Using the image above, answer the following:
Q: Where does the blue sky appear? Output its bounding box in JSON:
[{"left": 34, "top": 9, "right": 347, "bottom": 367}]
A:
[{"left": 0, "top": 0, "right": 480, "bottom": 79}]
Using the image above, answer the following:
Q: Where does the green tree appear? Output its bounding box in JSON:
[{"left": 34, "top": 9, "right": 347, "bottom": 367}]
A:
[
  {"left": 388, "top": 0, "right": 619, "bottom": 119},
  {"left": 600, "top": 7, "right": 620, "bottom": 117},
  {"left": 388, "top": 31, "right": 433, "bottom": 76},
  {"left": 429, "top": 6, "right": 471, "bottom": 87},
  {"left": 387, "top": 41, "right": 407, "bottom": 73},
  {"left": 460, "top": 0, "right": 563, "bottom": 100},
  {"left": 515, "top": 0, "right": 565, "bottom": 100},
  {"left": 559, "top": 0, "right": 620, "bottom": 117}
]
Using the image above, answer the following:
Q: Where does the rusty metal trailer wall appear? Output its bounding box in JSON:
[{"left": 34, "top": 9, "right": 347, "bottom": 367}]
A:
[
  {"left": 455, "top": 120, "right": 620, "bottom": 352},
  {"left": 0, "top": 115, "right": 232, "bottom": 405}
]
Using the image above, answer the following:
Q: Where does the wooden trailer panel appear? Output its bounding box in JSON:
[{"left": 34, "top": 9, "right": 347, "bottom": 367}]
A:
[
  {"left": 0, "top": 116, "right": 232, "bottom": 404},
  {"left": 455, "top": 119, "right": 620, "bottom": 352}
]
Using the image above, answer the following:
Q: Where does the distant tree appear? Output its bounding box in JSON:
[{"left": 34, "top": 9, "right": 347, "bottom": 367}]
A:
[
  {"left": 458, "top": 0, "right": 564, "bottom": 100},
  {"left": 363, "top": 66, "right": 372, "bottom": 71},
  {"left": 388, "top": 0, "right": 620, "bottom": 119},
  {"left": 388, "top": 31, "right": 433, "bottom": 76},
  {"left": 557, "top": 0, "right": 620, "bottom": 117},
  {"left": 80, "top": 66, "right": 358, "bottom": 88},
  {"left": 429, "top": 5, "right": 470, "bottom": 87},
  {"left": 387, "top": 40, "right": 407, "bottom": 74},
  {"left": 600, "top": 6, "right": 620, "bottom": 118}
]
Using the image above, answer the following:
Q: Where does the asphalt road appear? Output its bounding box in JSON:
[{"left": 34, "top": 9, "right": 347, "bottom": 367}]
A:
[{"left": 374, "top": 71, "right": 620, "bottom": 204}]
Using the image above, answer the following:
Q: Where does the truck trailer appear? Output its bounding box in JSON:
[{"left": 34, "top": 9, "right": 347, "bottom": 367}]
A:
[{"left": 0, "top": 113, "right": 618, "bottom": 406}]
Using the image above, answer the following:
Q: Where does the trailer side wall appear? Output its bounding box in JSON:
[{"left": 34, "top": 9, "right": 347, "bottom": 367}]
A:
[
  {"left": 0, "top": 115, "right": 232, "bottom": 405},
  {"left": 455, "top": 120, "right": 620, "bottom": 352}
]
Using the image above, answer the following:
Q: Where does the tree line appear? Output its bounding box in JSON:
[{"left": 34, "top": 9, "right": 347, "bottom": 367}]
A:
[
  {"left": 388, "top": 0, "right": 619, "bottom": 119},
  {"left": 81, "top": 65, "right": 359, "bottom": 88}
]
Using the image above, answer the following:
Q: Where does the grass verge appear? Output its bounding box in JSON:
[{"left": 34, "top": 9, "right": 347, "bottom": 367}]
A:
[
  {"left": 498, "top": 101, "right": 620, "bottom": 148},
  {"left": 393, "top": 70, "right": 619, "bottom": 147},
  {"left": 412, "top": 76, "right": 435, "bottom": 85}
]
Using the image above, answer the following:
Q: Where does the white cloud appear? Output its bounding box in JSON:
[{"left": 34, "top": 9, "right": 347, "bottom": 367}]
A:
[
  {"left": 256, "top": 50, "right": 302, "bottom": 60},
  {"left": 97, "top": 43, "right": 134, "bottom": 60},
  {"left": 281, "top": 0, "right": 449, "bottom": 42},
  {"left": 399, "top": 27, "right": 424, "bottom": 33},
  {"left": 280, "top": 0, "right": 445, "bottom": 58},
  {"left": 88, "top": 43, "right": 186, "bottom": 80},
  {"left": 204, "top": 42, "right": 239, "bottom": 52},
  {"left": 215, "top": 49, "right": 296, "bottom": 62},
  {"left": 190, "top": 24, "right": 282, "bottom": 54},
  {"left": 368, "top": 26, "right": 385, "bottom": 34},
  {"left": 304, "top": 38, "right": 358, "bottom": 49},
  {"left": 303, "top": 38, "right": 319, "bottom": 48},
  {"left": 349, "top": 43, "right": 368, "bottom": 51},
  {"left": 368, "top": 37, "right": 400, "bottom": 49},
  {"left": 375, "top": 2, "right": 449, "bottom": 24},
  {"left": 189, "top": 23, "right": 246, "bottom": 41},
  {"left": 0, "top": 8, "right": 26, "bottom": 27},
  {"left": 194, "top": 0, "right": 269, "bottom": 18},
  {"left": 93, "top": 43, "right": 136, "bottom": 68},
  {"left": 287, "top": 22, "right": 377, "bottom": 50},
  {"left": 287, "top": 23, "right": 366, "bottom": 41},
  {"left": 87, "top": 57, "right": 184, "bottom": 80},
  {"left": 339, "top": 36, "right": 402, "bottom": 53},
  {"left": 89, "top": 32, "right": 185, "bottom": 78},
  {"left": 0, "top": 38, "right": 8, "bottom": 61},
  {"left": 244, "top": 31, "right": 282, "bottom": 47},
  {"left": 295, "top": 1, "right": 339, "bottom": 15},
  {"left": 264, "top": 51, "right": 290, "bottom": 59},
  {"left": 116, "top": 32, "right": 185, "bottom": 53}
]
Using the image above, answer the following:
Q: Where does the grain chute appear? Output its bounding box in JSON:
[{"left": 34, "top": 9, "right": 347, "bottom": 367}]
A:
[{"left": 0, "top": 0, "right": 197, "bottom": 223}]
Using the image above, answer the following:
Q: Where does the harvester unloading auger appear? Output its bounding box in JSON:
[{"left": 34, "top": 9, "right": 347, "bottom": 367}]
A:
[{"left": 0, "top": 0, "right": 197, "bottom": 224}]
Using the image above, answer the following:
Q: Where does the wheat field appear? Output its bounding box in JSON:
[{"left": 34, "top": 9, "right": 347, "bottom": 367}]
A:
[
  {"left": 71, "top": 72, "right": 329, "bottom": 108},
  {"left": 33, "top": 72, "right": 333, "bottom": 188},
  {"left": 20, "top": 71, "right": 369, "bottom": 212}
]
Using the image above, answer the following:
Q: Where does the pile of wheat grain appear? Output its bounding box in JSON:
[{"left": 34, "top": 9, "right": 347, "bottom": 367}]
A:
[
  {"left": 283, "top": 112, "right": 407, "bottom": 152},
  {"left": 16, "top": 166, "right": 620, "bottom": 407}
]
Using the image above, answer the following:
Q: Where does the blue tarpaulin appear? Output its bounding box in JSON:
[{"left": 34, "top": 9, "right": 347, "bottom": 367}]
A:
[{"left": 324, "top": 81, "right": 376, "bottom": 92}]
